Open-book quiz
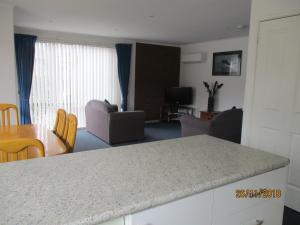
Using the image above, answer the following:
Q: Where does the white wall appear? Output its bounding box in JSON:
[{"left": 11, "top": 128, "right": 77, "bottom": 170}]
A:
[
  {"left": 180, "top": 37, "right": 248, "bottom": 115},
  {"left": 242, "top": 0, "right": 300, "bottom": 145},
  {"left": 0, "top": 3, "right": 17, "bottom": 104}
]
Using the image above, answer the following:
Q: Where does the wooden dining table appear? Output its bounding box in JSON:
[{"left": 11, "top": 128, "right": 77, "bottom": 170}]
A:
[{"left": 0, "top": 124, "right": 67, "bottom": 158}]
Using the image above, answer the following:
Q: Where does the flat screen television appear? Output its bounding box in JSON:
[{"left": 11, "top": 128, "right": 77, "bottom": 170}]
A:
[{"left": 165, "top": 87, "right": 193, "bottom": 105}]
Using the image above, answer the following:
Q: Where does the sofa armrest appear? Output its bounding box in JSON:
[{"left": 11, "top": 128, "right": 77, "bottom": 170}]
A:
[
  {"left": 108, "top": 111, "right": 145, "bottom": 144},
  {"left": 209, "top": 108, "right": 243, "bottom": 143},
  {"left": 179, "top": 115, "right": 210, "bottom": 137}
]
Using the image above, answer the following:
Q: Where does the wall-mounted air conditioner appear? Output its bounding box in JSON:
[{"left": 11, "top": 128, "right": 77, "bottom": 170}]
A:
[{"left": 181, "top": 52, "right": 207, "bottom": 63}]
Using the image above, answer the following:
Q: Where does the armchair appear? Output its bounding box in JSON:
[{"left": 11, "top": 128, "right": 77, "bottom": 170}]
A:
[
  {"left": 180, "top": 108, "right": 243, "bottom": 143},
  {"left": 85, "top": 100, "right": 145, "bottom": 144}
]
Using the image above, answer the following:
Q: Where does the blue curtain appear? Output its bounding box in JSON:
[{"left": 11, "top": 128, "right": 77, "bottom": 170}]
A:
[
  {"left": 14, "top": 34, "right": 37, "bottom": 124},
  {"left": 115, "top": 44, "right": 132, "bottom": 111}
]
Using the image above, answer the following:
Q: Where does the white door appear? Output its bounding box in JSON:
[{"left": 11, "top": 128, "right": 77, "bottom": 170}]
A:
[{"left": 247, "top": 15, "right": 300, "bottom": 212}]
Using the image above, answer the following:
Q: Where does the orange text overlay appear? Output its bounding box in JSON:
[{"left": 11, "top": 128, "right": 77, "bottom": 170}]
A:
[{"left": 235, "top": 188, "right": 282, "bottom": 198}]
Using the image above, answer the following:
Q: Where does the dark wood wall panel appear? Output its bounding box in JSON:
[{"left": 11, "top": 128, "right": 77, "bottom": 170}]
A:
[{"left": 134, "top": 43, "right": 180, "bottom": 120}]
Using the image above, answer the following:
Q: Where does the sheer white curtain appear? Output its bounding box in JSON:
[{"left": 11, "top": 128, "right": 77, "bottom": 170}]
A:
[{"left": 30, "top": 41, "right": 120, "bottom": 128}]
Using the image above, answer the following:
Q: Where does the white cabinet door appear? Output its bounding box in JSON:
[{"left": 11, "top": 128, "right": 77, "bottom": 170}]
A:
[
  {"left": 213, "top": 167, "right": 286, "bottom": 222},
  {"left": 246, "top": 15, "right": 300, "bottom": 211},
  {"left": 125, "top": 190, "right": 213, "bottom": 225},
  {"left": 213, "top": 201, "right": 283, "bottom": 225},
  {"left": 124, "top": 168, "right": 287, "bottom": 225}
]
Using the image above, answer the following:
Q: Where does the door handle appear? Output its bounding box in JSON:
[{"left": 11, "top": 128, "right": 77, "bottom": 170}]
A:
[
  {"left": 245, "top": 219, "right": 264, "bottom": 225},
  {"left": 256, "top": 219, "right": 264, "bottom": 225}
]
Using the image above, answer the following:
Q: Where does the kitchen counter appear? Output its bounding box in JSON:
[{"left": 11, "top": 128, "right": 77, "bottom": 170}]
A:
[{"left": 0, "top": 135, "right": 289, "bottom": 225}]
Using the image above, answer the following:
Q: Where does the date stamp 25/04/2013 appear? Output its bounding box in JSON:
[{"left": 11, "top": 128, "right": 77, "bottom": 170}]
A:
[{"left": 235, "top": 188, "right": 282, "bottom": 199}]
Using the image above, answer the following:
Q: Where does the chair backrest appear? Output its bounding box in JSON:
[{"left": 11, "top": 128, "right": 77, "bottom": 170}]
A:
[
  {"left": 62, "top": 117, "right": 69, "bottom": 142},
  {"left": 0, "top": 138, "right": 45, "bottom": 163},
  {"left": 0, "top": 104, "right": 19, "bottom": 127},
  {"left": 53, "top": 109, "right": 66, "bottom": 139},
  {"left": 62, "top": 114, "right": 78, "bottom": 153}
]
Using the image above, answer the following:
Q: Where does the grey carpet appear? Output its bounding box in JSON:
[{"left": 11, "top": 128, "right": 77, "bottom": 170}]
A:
[{"left": 74, "top": 121, "right": 181, "bottom": 152}]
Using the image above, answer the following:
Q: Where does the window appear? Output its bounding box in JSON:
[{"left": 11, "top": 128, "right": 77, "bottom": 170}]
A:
[{"left": 30, "top": 41, "right": 120, "bottom": 128}]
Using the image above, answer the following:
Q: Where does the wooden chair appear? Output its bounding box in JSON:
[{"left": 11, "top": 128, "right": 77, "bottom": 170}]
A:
[
  {"left": 62, "top": 114, "right": 78, "bottom": 153},
  {"left": 0, "top": 138, "right": 45, "bottom": 163},
  {"left": 53, "top": 109, "right": 66, "bottom": 139},
  {"left": 0, "top": 104, "right": 19, "bottom": 127}
]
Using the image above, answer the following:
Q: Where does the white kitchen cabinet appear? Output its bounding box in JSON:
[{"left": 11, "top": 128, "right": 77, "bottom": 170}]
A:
[
  {"left": 126, "top": 190, "right": 213, "bottom": 225},
  {"left": 213, "top": 201, "right": 283, "bottom": 225},
  {"left": 243, "top": 15, "right": 300, "bottom": 211},
  {"left": 212, "top": 168, "right": 287, "bottom": 225},
  {"left": 124, "top": 167, "right": 287, "bottom": 225}
]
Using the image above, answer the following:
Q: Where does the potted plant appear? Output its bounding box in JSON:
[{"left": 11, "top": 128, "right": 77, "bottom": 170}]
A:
[{"left": 203, "top": 81, "right": 223, "bottom": 112}]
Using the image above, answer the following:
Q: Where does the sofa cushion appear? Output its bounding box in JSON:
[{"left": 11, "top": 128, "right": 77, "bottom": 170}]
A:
[{"left": 106, "top": 103, "right": 118, "bottom": 113}]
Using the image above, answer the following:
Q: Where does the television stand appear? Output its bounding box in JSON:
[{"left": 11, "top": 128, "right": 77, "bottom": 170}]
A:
[{"left": 160, "top": 104, "right": 194, "bottom": 122}]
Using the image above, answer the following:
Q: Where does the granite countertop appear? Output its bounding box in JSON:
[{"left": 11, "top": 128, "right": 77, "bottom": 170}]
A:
[{"left": 0, "top": 135, "right": 289, "bottom": 225}]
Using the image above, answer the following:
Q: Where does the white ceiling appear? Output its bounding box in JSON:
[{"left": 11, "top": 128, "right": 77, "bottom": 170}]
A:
[{"left": 2, "top": 0, "right": 251, "bottom": 44}]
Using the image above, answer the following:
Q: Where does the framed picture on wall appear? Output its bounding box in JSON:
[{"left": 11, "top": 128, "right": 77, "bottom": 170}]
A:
[{"left": 212, "top": 50, "right": 242, "bottom": 76}]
